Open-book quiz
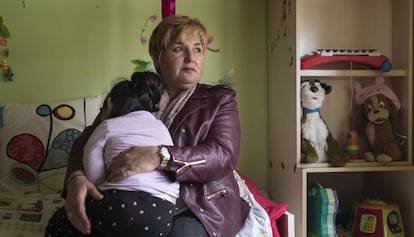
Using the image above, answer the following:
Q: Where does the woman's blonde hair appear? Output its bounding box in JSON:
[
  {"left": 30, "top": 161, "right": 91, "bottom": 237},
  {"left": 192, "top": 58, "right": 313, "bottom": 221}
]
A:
[{"left": 149, "top": 15, "right": 209, "bottom": 74}]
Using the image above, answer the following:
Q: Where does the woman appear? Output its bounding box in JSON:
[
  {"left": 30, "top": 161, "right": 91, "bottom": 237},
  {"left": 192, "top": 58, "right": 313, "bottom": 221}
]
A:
[{"left": 63, "top": 15, "right": 250, "bottom": 237}]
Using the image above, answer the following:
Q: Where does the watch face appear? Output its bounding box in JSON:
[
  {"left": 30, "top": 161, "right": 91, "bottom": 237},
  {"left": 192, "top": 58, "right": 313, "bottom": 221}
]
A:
[
  {"left": 159, "top": 146, "right": 170, "bottom": 169},
  {"left": 160, "top": 147, "right": 170, "bottom": 160}
]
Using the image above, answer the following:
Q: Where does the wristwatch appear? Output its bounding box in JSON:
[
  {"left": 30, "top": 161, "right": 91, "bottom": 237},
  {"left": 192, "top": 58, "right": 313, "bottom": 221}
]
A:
[{"left": 158, "top": 145, "right": 171, "bottom": 169}]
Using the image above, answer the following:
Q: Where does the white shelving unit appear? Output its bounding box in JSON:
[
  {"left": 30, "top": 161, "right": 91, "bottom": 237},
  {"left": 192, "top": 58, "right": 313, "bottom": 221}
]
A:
[{"left": 267, "top": 0, "right": 413, "bottom": 236}]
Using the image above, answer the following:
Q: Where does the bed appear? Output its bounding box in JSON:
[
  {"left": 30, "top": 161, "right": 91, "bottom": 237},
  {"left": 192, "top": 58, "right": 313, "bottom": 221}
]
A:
[{"left": 0, "top": 95, "right": 292, "bottom": 237}]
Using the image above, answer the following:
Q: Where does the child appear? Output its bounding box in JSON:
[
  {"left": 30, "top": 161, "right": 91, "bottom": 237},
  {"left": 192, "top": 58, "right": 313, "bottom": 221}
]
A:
[{"left": 44, "top": 71, "right": 178, "bottom": 237}]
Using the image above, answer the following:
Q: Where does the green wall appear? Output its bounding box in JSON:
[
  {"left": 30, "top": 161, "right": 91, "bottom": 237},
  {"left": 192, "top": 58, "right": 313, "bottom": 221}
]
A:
[{"left": 0, "top": 0, "right": 269, "bottom": 190}]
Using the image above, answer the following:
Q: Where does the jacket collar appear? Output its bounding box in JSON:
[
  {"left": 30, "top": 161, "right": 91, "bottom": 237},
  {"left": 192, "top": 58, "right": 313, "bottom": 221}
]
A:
[{"left": 168, "top": 84, "right": 207, "bottom": 131}]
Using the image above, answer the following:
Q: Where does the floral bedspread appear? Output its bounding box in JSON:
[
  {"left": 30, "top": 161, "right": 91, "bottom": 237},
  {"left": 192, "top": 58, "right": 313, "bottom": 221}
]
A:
[{"left": 0, "top": 192, "right": 64, "bottom": 237}]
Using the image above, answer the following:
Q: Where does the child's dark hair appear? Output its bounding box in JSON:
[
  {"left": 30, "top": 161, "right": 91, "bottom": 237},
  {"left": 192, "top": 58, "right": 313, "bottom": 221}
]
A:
[{"left": 104, "top": 71, "right": 164, "bottom": 119}]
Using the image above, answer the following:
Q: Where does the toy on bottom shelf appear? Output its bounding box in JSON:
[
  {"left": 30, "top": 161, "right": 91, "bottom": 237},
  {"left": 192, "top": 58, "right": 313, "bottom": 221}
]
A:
[
  {"left": 353, "top": 198, "right": 405, "bottom": 237},
  {"left": 307, "top": 182, "right": 339, "bottom": 237},
  {"left": 300, "top": 80, "right": 347, "bottom": 166},
  {"left": 354, "top": 77, "right": 403, "bottom": 163}
]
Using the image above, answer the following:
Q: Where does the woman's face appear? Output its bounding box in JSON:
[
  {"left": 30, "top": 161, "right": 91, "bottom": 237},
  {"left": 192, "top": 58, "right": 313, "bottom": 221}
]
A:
[{"left": 157, "top": 30, "right": 205, "bottom": 97}]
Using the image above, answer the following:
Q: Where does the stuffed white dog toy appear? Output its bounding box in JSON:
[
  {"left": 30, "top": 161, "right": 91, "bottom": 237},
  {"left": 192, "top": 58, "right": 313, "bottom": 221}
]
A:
[{"left": 301, "top": 80, "right": 347, "bottom": 166}]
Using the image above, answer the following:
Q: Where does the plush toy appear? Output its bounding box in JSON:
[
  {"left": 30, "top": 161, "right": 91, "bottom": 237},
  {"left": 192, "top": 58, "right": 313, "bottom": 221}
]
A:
[
  {"left": 301, "top": 80, "right": 347, "bottom": 166},
  {"left": 354, "top": 77, "right": 402, "bottom": 163}
]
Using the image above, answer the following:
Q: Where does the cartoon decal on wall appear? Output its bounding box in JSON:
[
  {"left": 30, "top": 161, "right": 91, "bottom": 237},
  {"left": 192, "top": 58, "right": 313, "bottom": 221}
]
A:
[
  {"left": 140, "top": 14, "right": 158, "bottom": 46},
  {"left": 0, "top": 17, "right": 9, "bottom": 45},
  {"left": 6, "top": 104, "right": 81, "bottom": 185},
  {"left": 0, "top": 16, "right": 13, "bottom": 81}
]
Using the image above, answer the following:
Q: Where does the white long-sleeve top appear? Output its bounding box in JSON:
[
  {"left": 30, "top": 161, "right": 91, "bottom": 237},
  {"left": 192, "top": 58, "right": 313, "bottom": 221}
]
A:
[{"left": 83, "top": 111, "right": 179, "bottom": 200}]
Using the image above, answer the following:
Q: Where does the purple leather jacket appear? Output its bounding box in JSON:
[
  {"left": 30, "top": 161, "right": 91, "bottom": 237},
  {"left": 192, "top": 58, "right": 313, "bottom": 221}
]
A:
[{"left": 64, "top": 83, "right": 250, "bottom": 237}]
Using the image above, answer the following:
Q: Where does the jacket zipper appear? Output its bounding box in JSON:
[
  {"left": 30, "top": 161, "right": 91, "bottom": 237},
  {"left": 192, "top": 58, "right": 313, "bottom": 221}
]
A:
[{"left": 206, "top": 189, "right": 227, "bottom": 200}]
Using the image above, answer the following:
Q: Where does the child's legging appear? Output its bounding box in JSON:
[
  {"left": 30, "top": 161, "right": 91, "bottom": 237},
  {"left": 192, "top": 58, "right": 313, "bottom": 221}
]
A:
[{"left": 44, "top": 189, "right": 176, "bottom": 237}]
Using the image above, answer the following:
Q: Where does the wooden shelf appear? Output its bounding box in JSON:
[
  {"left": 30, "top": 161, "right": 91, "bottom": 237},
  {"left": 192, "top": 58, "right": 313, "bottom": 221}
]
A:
[
  {"left": 300, "top": 165, "right": 414, "bottom": 174},
  {"left": 268, "top": 0, "right": 413, "bottom": 236},
  {"left": 299, "top": 69, "right": 407, "bottom": 77}
]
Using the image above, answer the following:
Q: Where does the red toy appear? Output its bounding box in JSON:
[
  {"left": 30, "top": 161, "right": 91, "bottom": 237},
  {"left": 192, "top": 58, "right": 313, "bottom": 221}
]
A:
[{"left": 353, "top": 199, "right": 405, "bottom": 237}]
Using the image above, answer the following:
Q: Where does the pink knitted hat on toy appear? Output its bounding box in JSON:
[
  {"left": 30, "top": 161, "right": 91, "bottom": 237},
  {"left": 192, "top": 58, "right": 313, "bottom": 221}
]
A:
[{"left": 354, "top": 77, "right": 401, "bottom": 111}]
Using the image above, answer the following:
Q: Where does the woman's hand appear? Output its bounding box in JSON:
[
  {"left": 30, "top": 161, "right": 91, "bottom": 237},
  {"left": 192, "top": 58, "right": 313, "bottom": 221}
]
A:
[
  {"left": 107, "top": 146, "right": 161, "bottom": 182},
  {"left": 64, "top": 173, "right": 103, "bottom": 234}
]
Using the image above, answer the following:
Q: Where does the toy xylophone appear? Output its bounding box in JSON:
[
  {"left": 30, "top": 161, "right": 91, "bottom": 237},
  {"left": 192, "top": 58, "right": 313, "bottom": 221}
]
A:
[{"left": 301, "top": 48, "right": 392, "bottom": 72}]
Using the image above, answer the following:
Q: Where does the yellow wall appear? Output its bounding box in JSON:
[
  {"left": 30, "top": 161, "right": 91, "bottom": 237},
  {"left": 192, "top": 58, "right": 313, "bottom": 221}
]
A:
[{"left": 0, "top": 0, "right": 269, "bottom": 190}]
